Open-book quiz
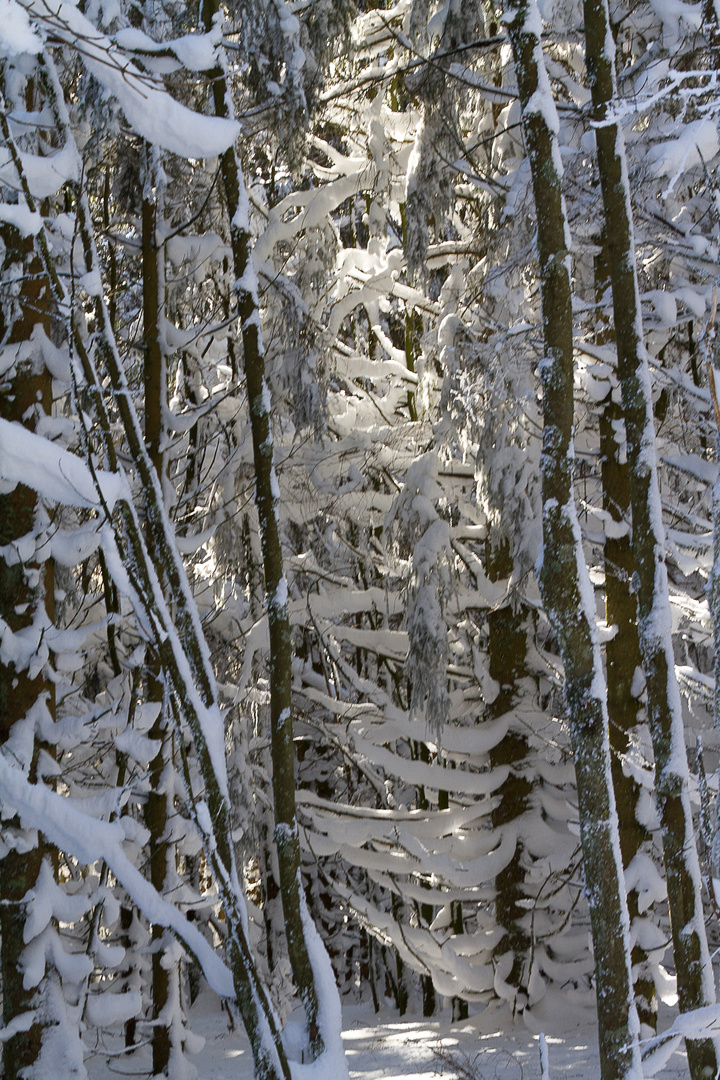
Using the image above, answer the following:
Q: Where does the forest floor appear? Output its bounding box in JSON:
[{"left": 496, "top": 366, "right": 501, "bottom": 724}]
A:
[{"left": 87, "top": 992, "right": 691, "bottom": 1080}]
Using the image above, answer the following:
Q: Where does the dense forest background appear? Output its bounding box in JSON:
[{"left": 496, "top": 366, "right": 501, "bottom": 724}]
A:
[{"left": 1, "top": 0, "right": 720, "bottom": 1078}]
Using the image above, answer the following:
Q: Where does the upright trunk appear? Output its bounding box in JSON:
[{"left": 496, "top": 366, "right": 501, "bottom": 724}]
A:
[
  {"left": 410, "top": 741, "right": 437, "bottom": 1017},
  {"left": 583, "top": 5, "right": 718, "bottom": 1074},
  {"left": 141, "top": 145, "right": 173, "bottom": 1077},
  {"left": 596, "top": 242, "right": 657, "bottom": 1033},
  {"left": 200, "top": 0, "right": 326, "bottom": 1058},
  {"left": 0, "top": 224, "right": 53, "bottom": 1080},
  {"left": 707, "top": 369, "right": 720, "bottom": 910},
  {"left": 504, "top": 4, "right": 642, "bottom": 1078},
  {"left": 487, "top": 538, "right": 532, "bottom": 1008}
]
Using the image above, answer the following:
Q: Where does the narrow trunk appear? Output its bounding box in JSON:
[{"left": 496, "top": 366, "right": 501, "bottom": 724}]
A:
[
  {"left": 584, "top": 4, "right": 718, "bottom": 1073},
  {"left": 438, "top": 780, "right": 469, "bottom": 1021},
  {"left": 200, "top": 0, "right": 326, "bottom": 1057},
  {"left": 412, "top": 741, "right": 436, "bottom": 1017},
  {"left": 391, "top": 892, "right": 408, "bottom": 1015},
  {"left": 0, "top": 224, "right": 53, "bottom": 1080},
  {"left": 504, "top": 5, "right": 642, "bottom": 1078},
  {"left": 450, "top": 901, "right": 468, "bottom": 1022},
  {"left": 141, "top": 146, "right": 173, "bottom": 1076},
  {"left": 487, "top": 539, "right": 532, "bottom": 1006},
  {"left": 596, "top": 242, "right": 657, "bottom": 1033}
]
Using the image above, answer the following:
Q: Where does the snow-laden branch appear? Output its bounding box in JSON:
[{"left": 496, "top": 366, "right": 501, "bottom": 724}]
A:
[
  {"left": 0, "top": 417, "right": 127, "bottom": 510},
  {"left": 13, "top": 0, "right": 239, "bottom": 158},
  {"left": 642, "top": 1005, "right": 720, "bottom": 1076},
  {"left": 0, "top": 751, "right": 235, "bottom": 998}
]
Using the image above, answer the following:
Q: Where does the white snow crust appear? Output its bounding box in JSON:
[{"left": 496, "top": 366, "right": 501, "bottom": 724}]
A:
[
  {"left": 17, "top": 0, "right": 239, "bottom": 159},
  {"left": 0, "top": 417, "right": 127, "bottom": 509}
]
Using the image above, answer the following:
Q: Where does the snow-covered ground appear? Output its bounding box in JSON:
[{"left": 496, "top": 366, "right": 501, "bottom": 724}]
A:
[{"left": 86, "top": 994, "right": 690, "bottom": 1080}]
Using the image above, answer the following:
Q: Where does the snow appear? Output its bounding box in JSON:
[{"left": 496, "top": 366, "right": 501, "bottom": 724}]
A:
[
  {"left": 0, "top": 141, "right": 81, "bottom": 200},
  {"left": 0, "top": 752, "right": 235, "bottom": 999},
  {"left": 0, "top": 417, "right": 128, "bottom": 510},
  {"left": 85, "top": 990, "right": 142, "bottom": 1028},
  {"left": 0, "top": 0, "right": 40, "bottom": 56},
  {"left": 0, "top": 200, "right": 41, "bottom": 235},
  {"left": 113, "top": 28, "right": 219, "bottom": 70},
  {"left": 21, "top": 0, "right": 239, "bottom": 159},
  {"left": 647, "top": 119, "right": 719, "bottom": 196},
  {"left": 646, "top": 0, "right": 702, "bottom": 34},
  {"left": 85, "top": 996, "right": 696, "bottom": 1080},
  {"left": 294, "top": 894, "right": 349, "bottom": 1080},
  {"left": 0, "top": 1010, "right": 37, "bottom": 1042}
]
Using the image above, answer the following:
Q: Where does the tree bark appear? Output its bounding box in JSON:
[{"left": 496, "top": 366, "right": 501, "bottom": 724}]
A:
[
  {"left": 487, "top": 539, "right": 532, "bottom": 1008},
  {"left": 141, "top": 145, "right": 173, "bottom": 1077},
  {"left": 200, "top": 0, "right": 326, "bottom": 1058},
  {"left": 583, "top": 4, "right": 718, "bottom": 1073},
  {"left": 0, "top": 221, "right": 53, "bottom": 1080},
  {"left": 504, "top": 4, "right": 642, "bottom": 1078},
  {"left": 596, "top": 241, "right": 657, "bottom": 1033}
]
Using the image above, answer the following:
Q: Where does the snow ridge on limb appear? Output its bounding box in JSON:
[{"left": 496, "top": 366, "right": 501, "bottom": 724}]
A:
[
  {"left": 14, "top": 0, "right": 239, "bottom": 158},
  {"left": 583, "top": 0, "right": 719, "bottom": 1074},
  {"left": 0, "top": 417, "right": 127, "bottom": 510},
  {"left": 503, "top": 0, "right": 642, "bottom": 1078}
]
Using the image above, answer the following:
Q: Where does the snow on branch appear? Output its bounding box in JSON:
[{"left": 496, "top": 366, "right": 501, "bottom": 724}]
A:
[
  {"left": 0, "top": 417, "right": 127, "bottom": 509},
  {"left": 16, "top": 0, "right": 239, "bottom": 158},
  {"left": 0, "top": 751, "right": 235, "bottom": 999}
]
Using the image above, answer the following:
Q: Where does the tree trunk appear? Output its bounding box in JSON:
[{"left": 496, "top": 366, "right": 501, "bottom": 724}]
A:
[
  {"left": 200, "top": 0, "right": 328, "bottom": 1058},
  {"left": 141, "top": 143, "right": 174, "bottom": 1077},
  {"left": 584, "top": 4, "right": 718, "bottom": 1074},
  {"left": 487, "top": 538, "right": 532, "bottom": 1008},
  {"left": 596, "top": 241, "right": 657, "bottom": 1033},
  {"left": 0, "top": 223, "right": 53, "bottom": 1080},
  {"left": 504, "top": 4, "right": 642, "bottom": 1078}
]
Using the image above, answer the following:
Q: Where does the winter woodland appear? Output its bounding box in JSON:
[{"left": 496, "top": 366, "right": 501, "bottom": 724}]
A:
[{"left": 2, "top": 0, "right": 720, "bottom": 1078}]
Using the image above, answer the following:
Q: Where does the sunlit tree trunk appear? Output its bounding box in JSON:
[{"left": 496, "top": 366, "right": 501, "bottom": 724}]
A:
[
  {"left": 201, "top": 0, "right": 329, "bottom": 1057},
  {"left": 584, "top": 5, "right": 718, "bottom": 1074},
  {"left": 595, "top": 240, "right": 658, "bottom": 1034},
  {"left": 504, "top": 4, "right": 642, "bottom": 1078}
]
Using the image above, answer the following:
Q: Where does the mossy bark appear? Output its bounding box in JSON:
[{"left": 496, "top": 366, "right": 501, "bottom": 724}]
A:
[
  {"left": 584, "top": 4, "right": 717, "bottom": 1073},
  {"left": 504, "top": 5, "right": 642, "bottom": 1078}
]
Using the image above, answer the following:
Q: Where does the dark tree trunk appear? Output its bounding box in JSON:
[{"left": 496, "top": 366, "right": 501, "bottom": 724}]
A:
[
  {"left": 141, "top": 144, "right": 173, "bottom": 1077},
  {"left": 0, "top": 224, "right": 53, "bottom": 1080},
  {"left": 595, "top": 242, "right": 657, "bottom": 1034},
  {"left": 487, "top": 539, "right": 532, "bottom": 1006},
  {"left": 584, "top": 3, "right": 718, "bottom": 1073},
  {"left": 200, "top": 0, "right": 326, "bottom": 1058},
  {"left": 504, "top": 4, "right": 642, "bottom": 1078}
]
